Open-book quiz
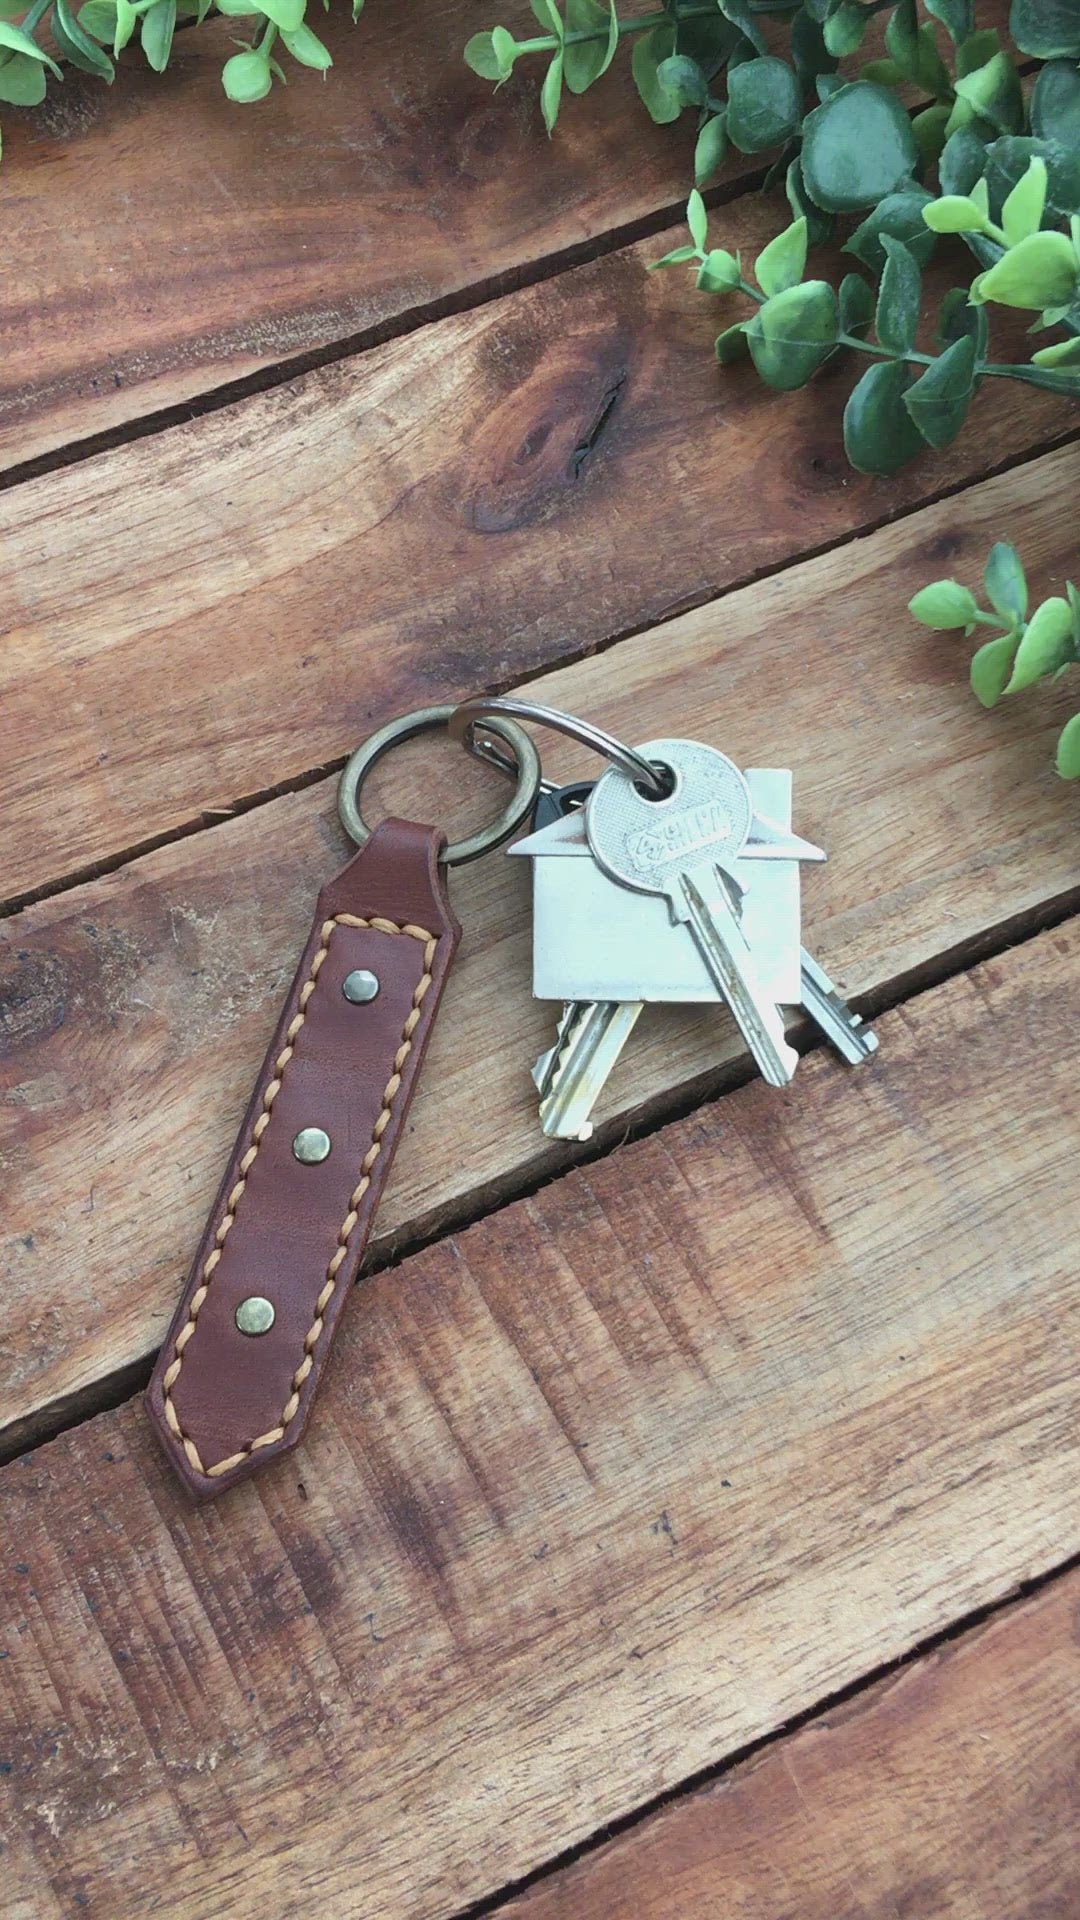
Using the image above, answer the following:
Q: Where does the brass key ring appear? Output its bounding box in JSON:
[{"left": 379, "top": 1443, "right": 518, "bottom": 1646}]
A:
[
  {"left": 449, "top": 695, "right": 668, "bottom": 795},
  {"left": 338, "top": 704, "right": 541, "bottom": 865}
]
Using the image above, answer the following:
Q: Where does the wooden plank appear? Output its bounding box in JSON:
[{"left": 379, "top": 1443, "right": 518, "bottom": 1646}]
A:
[
  {"left": 2, "top": 197, "right": 1074, "bottom": 905},
  {"left": 0, "top": 0, "right": 698, "bottom": 472},
  {"left": 500, "top": 1569, "right": 1080, "bottom": 1920},
  {"left": 4, "top": 444, "right": 1080, "bottom": 1450},
  {"left": 1, "top": 921, "right": 1079, "bottom": 1920}
]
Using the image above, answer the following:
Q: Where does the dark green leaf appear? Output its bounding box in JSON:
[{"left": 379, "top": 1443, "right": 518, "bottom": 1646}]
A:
[
  {"left": 970, "top": 632, "right": 1020, "bottom": 706},
  {"left": 902, "top": 335, "right": 977, "bottom": 447},
  {"left": 913, "top": 103, "right": 952, "bottom": 170},
  {"left": 876, "top": 235, "right": 922, "bottom": 354},
  {"left": 0, "top": 48, "right": 47, "bottom": 101},
  {"left": 1056, "top": 711, "right": 1080, "bottom": 779},
  {"left": 801, "top": 82, "right": 919, "bottom": 213},
  {"left": 564, "top": 0, "right": 616, "bottom": 93},
  {"left": 632, "top": 24, "right": 680, "bottom": 124},
  {"left": 655, "top": 53, "right": 707, "bottom": 107},
  {"left": 745, "top": 279, "right": 838, "bottom": 389},
  {"left": 839, "top": 271, "right": 874, "bottom": 337},
  {"left": 717, "top": 0, "right": 767, "bottom": 57},
  {"left": 843, "top": 359, "right": 926, "bottom": 473},
  {"left": 823, "top": 3, "right": 865, "bottom": 57},
  {"left": 715, "top": 321, "right": 750, "bottom": 364},
  {"left": 725, "top": 55, "right": 800, "bottom": 153},
  {"left": 694, "top": 112, "right": 728, "bottom": 188},
  {"left": 923, "top": 0, "right": 974, "bottom": 41},
  {"left": 844, "top": 187, "right": 935, "bottom": 275},
  {"left": 140, "top": 0, "right": 175, "bottom": 72},
  {"left": 1004, "top": 596, "right": 1075, "bottom": 693},
  {"left": 1030, "top": 61, "right": 1080, "bottom": 151},
  {"left": 785, "top": 156, "right": 833, "bottom": 248},
  {"left": 1009, "top": 0, "right": 1080, "bottom": 59},
  {"left": 885, "top": 6, "right": 952, "bottom": 98},
  {"left": 953, "top": 51, "right": 1023, "bottom": 135},
  {"left": 939, "top": 126, "right": 988, "bottom": 197},
  {"left": 53, "top": 0, "right": 115, "bottom": 76},
  {"left": 984, "top": 542, "right": 1028, "bottom": 625},
  {"left": 675, "top": 13, "right": 741, "bottom": 74},
  {"left": 935, "top": 286, "right": 989, "bottom": 360},
  {"left": 955, "top": 26, "right": 999, "bottom": 74},
  {"left": 983, "top": 135, "right": 1080, "bottom": 229},
  {"left": 790, "top": 6, "right": 836, "bottom": 88}
]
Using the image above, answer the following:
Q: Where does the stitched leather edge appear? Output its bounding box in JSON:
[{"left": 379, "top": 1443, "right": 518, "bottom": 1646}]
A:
[{"left": 160, "top": 912, "right": 437, "bottom": 1480}]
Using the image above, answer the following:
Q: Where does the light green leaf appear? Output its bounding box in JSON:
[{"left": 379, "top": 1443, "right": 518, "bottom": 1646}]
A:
[
  {"left": 140, "top": 0, "right": 175, "bottom": 72},
  {"left": 901, "top": 335, "right": 977, "bottom": 448},
  {"left": 250, "top": 0, "right": 304, "bottom": 29},
  {"left": 1031, "top": 336, "right": 1080, "bottom": 369},
  {"left": 281, "top": 19, "right": 330, "bottom": 65},
  {"left": 686, "top": 188, "right": 708, "bottom": 253},
  {"left": 977, "top": 230, "right": 1079, "bottom": 310},
  {"left": 956, "top": 26, "right": 1000, "bottom": 75},
  {"left": 746, "top": 280, "right": 838, "bottom": 390},
  {"left": 0, "top": 48, "right": 47, "bottom": 101},
  {"left": 77, "top": 0, "right": 117, "bottom": 41},
  {"left": 540, "top": 50, "right": 563, "bottom": 132},
  {"left": 1001, "top": 156, "right": 1047, "bottom": 247},
  {"left": 984, "top": 542, "right": 1028, "bottom": 624},
  {"left": 631, "top": 24, "right": 680, "bottom": 124},
  {"left": 1056, "top": 711, "right": 1080, "bottom": 779},
  {"left": 800, "top": 82, "right": 919, "bottom": 214},
  {"left": 876, "top": 235, "right": 921, "bottom": 355},
  {"left": 1009, "top": 0, "right": 1080, "bottom": 60},
  {"left": 694, "top": 113, "right": 727, "bottom": 189},
  {"left": 908, "top": 580, "right": 980, "bottom": 628},
  {"left": 464, "top": 32, "right": 506, "bottom": 81},
  {"left": 1004, "top": 597, "right": 1075, "bottom": 693},
  {"left": 754, "top": 216, "right": 807, "bottom": 298},
  {"left": 697, "top": 248, "right": 741, "bottom": 293},
  {"left": 923, "top": 194, "right": 988, "bottom": 233},
  {"left": 725, "top": 55, "right": 801, "bottom": 153},
  {"left": 970, "top": 631, "right": 1020, "bottom": 706},
  {"left": 648, "top": 245, "right": 698, "bottom": 270},
  {"left": 530, "top": 0, "right": 563, "bottom": 36},
  {"left": 0, "top": 17, "right": 63, "bottom": 75},
  {"left": 843, "top": 360, "right": 926, "bottom": 474},
  {"left": 953, "top": 50, "right": 1023, "bottom": 135},
  {"left": 221, "top": 45, "right": 271, "bottom": 97},
  {"left": 564, "top": 0, "right": 616, "bottom": 93}
]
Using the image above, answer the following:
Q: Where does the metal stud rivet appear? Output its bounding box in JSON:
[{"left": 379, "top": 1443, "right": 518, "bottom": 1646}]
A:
[
  {"left": 343, "top": 968, "right": 380, "bottom": 1004},
  {"left": 236, "top": 1295, "right": 275, "bottom": 1336},
  {"left": 293, "top": 1126, "right": 331, "bottom": 1164}
]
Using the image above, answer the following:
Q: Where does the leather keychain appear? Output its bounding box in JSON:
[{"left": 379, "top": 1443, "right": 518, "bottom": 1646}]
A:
[{"left": 146, "top": 706, "right": 539, "bottom": 1499}]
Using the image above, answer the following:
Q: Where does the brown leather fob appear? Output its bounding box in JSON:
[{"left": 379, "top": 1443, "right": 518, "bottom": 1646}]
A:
[{"left": 146, "top": 818, "right": 460, "bottom": 1499}]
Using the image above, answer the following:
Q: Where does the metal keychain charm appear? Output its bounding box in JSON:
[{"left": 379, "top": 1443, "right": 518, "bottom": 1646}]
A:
[{"left": 147, "top": 705, "right": 539, "bottom": 1499}]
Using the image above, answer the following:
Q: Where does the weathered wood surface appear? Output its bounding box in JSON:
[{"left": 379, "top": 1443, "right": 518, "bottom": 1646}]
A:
[
  {"left": 0, "top": 0, "right": 698, "bottom": 471},
  {"left": 3, "top": 198, "right": 1074, "bottom": 906},
  {"left": 502, "top": 1568, "right": 1080, "bottom": 1920},
  {"left": 2, "top": 922, "right": 1078, "bottom": 1919},
  {"left": 4, "top": 446, "right": 1079, "bottom": 1452}
]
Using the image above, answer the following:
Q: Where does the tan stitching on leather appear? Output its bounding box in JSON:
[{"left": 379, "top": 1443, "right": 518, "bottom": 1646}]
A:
[{"left": 160, "top": 913, "right": 438, "bottom": 1480}]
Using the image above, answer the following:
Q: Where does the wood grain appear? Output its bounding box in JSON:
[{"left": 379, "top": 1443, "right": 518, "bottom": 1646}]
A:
[
  {"left": 2, "top": 921, "right": 1079, "bottom": 1920},
  {"left": 2, "top": 195, "right": 1075, "bottom": 904},
  {"left": 500, "top": 1568, "right": 1080, "bottom": 1920},
  {"left": 4, "top": 444, "right": 1080, "bottom": 1451},
  {"left": 0, "top": 0, "right": 697, "bottom": 471}
]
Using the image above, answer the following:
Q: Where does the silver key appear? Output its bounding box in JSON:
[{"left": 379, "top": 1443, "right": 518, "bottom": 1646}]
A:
[
  {"left": 586, "top": 738, "right": 798, "bottom": 1088},
  {"left": 532, "top": 1000, "right": 643, "bottom": 1140},
  {"left": 799, "top": 949, "right": 878, "bottom": 1064}
]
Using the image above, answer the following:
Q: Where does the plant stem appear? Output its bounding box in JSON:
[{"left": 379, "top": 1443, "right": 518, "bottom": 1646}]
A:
[
  {"left": 22, "top": 0, "right": 51, "bottom": 33},
  {"left": 511, "top": 2, "right": 717, "bottom": 56}
]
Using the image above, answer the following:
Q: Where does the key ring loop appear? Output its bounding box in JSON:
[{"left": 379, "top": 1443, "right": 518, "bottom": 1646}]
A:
[
  {"left": 338, "top": 704, "right": 541, "bottom": 866},
  {"left": 448, "top": 696, "right": 668, "bottom": 796}
]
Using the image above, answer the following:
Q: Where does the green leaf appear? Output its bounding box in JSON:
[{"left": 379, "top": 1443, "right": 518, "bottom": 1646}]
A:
[
  {"left": 983, "top": 135, "right": 1080, "bottom": 229},
  {"left": 717, "top": 0, "right": 767, "bottom": 56},
  {"left": 1031, "top": 335, "right": 1080, "bottom": 369},
  {"left": 694, "top": 113, "right": 728, "bottom": 189},
  {"left": 464, "top": 31, "right": 506, "bottom": 81},
  {"left": 649, "top": 244, "right": 698, "bottom": 270},
  {"left": 696, "top": 248, "right": 742, "bottom": 293},
  {"left": 53, "top": 0, "right": 115, "bottom": 76},
  {"left": 715, "top": 321, "right": 750, "bottom": 364},
  {"left": 935, "top": 286, "right": 988, "bottom": 362},
  {"left": 876, "top": 235, "right": 922, "bottom": 354},
  {"left": 909, "top": 580, "right": 980, "bottom": 628},
  {"left": 77, "top": 0, "right": 117, "bottom": 40},
  {"left": 923, "top": 0, "right": 974, "bottom": 41},
  {"left": 902, "top": 335, "right": 977, "bottom": 448},
  {"left": 839, "top": 271, "right": 874, "bottom": 337},
  {"left": 843, "top": 360, "right": 926, "bottom": 474},
  {"left": 801, "top": 82, "right": 919, "bottom": 214},
  {"left": 725, "top": 55, "right": 800, "bottom": 153},
  {"left": 984, "top": 542, "right": 1028, "bottom": 625},
  {"left": 785, "top": 156, "right": 833, "bottom": 249},
  {"left": 939, "top": 127, "right": 988, "bottom": 197},
  {"left": 249, "top": 0, "right": 303, "bottom": 29},
  {"left": 530, "top": 0, "right": 563, "bottom": 36},
  {"left": 923, "top": 194, "right": 988, "bottom": 233},
  {"left": 955, "top": 25, "right": 1000, "bottom": 75},
  {"left": 953, "top": 51, "right": 1023, "bottom": 135},
  {"left": 844, "top": 188, "right": 935, "bottom": 275},
  {"left": 1001, "top": 157, "right": 1048, "bottom": 247},
  {"left": 1004, "top": 597, "right": 1075, "bottom": 693},
  {"left": 754, "top": 216, "right": 807, "bottom": 298},
  {"left": 0, "top": 48, "right": 46, "bottom": 101},
  {"left": 0, "top": 17, "right": 62, "bottom": 75},
  {"left": 790, "top": 6, "right": 836, "bottom": 89},
  {"left": 113, "top": 0, "right": 137, "bottom": 47},
  {"left": 885, "top": 8, "right": 952, "bottom": 98},
  {"left": 745, "top": 279, "right": 838, "bottom": 390},
  {"left": 631, "top": 24, "right": 680, "bottom": 125},
  {"left": 564, "top": 0, "right": 617, "bottom": 93},
  {"left": 540, "top": 50, "right": 563, "bottom": 132},
  {"left": 1030, "top": 61, "right": 1080, "bottom": 151},
  {"left": 686, "top": 188, "right": 708, "bottom": 253},
  {"left": 823, "top": 2, "right": 865, "bottom": 57},
  {"left": 140, "top": 0, "right": 175, "bottom": 71},
  {"left": 1056, "top": 711, "right": 1080, "bottom": 778},
  {"left": 977, "top": 231, "right": 1080, "bottom": 310},
  {"left": 221, "top": 45, "right": 271, "bottom": 97},
  {"left": 912, "top": 104, "right": 952, "bottom": 171},
  {"left": 655, "top": 53, "right": 706, "bottom": 108},
  {"left": 1009, "top": 0, "right": 1080, "bottom": 60},
  {"left": 281, "top": 19, "right": 330, "bottom": 66},
  {"left": 970, "top": 632, "right": 1020, "bottom": 706}
]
